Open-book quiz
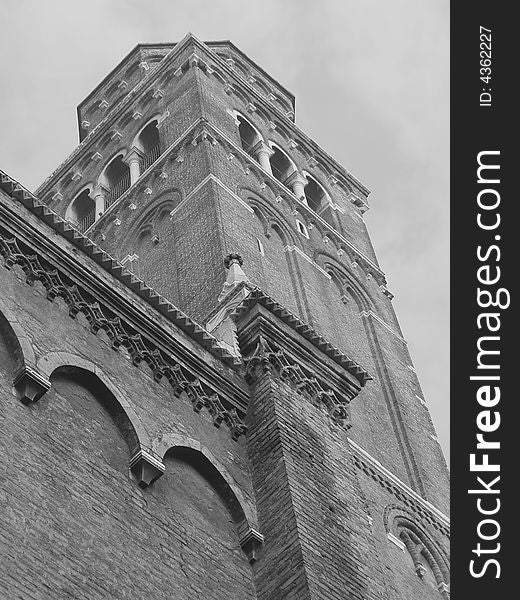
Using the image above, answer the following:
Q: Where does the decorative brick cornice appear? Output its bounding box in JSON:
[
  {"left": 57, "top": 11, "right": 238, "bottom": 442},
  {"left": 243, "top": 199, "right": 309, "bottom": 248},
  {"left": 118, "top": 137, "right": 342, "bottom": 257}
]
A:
[
  {"left": 233, "top": 290, "right": 370, "bottom": 431},
  {"left": 0, "top": 230, "right": 247, "bottom": 440},
  {"left": 243, "top": 335, "right": 352, "bottom": 426},
  {"left": 350, "top": 439, "right": 450, "bottom": 537},
  {"left": 0, "top": 169, "right": 238, "bottom": 367},
  {"left": 0, "top": 174, "right": 250, "bottom": 441},
  {"left": 232, "top": 288, "right": 372, "bottom": 387}
]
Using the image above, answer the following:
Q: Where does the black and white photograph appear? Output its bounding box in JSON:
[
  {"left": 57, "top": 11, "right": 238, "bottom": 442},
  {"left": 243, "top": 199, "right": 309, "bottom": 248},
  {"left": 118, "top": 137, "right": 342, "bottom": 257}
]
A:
[{"left": 0, "top": 1, "right": 511, "bottom": 598}]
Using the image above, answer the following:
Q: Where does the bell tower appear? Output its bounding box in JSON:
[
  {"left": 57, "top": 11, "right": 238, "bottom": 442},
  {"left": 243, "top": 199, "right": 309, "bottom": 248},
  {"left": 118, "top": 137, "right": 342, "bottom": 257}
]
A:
[{"left": 33, "top": 33, "right": 450, "bottom": 599}]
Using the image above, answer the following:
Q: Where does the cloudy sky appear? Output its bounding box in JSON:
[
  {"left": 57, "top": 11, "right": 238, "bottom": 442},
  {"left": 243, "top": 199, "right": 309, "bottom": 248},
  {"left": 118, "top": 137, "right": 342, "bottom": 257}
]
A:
[{"left": 0, "top": 0, "right": 449, "bottom": 460}]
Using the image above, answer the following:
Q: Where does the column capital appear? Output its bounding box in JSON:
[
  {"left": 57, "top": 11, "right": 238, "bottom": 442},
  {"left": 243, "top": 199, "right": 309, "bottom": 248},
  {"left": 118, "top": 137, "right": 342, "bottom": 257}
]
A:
[
  {"left": 250, "top": 140, "right": 274, "bottom": 158},
  {"left": 285, "top": 170, "right": 308, "bottom": 199},
  {"left": 284, "top": 170, "right": 307, "bottom": 188},
  {"left": 92, "top": 184, "right": 106, "bottom": 198},
  {"left": 124, "top": 147, "right": 143, "bottom": 164}
]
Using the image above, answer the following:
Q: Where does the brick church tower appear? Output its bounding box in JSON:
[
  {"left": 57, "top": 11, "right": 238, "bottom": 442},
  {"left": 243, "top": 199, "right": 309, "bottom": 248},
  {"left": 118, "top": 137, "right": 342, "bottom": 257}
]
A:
[{"left": 0, "top": 34, "right": 449, "bottom": 599}]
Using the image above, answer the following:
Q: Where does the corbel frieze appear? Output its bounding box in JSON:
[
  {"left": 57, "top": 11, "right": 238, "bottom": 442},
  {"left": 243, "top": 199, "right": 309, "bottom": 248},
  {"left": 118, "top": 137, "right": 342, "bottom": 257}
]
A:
[
  {"left": 243, "top": 335, "right": 352, "bottom": 427},
  {"left": 352, "top": 444, "right": 450, "bottom": 537},
  {"left": 0, "top": 232, "right": 247, "bottom": 441}
]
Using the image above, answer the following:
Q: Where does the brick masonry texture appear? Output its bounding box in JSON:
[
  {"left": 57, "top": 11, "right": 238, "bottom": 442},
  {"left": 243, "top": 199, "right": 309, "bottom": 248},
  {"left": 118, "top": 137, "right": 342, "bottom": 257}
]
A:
[
  {"left": 1, "top": 35, "right": 449, "bottom": 599},
  {"left": 0, "top": 261, "right": 257, "bottom": 600}
]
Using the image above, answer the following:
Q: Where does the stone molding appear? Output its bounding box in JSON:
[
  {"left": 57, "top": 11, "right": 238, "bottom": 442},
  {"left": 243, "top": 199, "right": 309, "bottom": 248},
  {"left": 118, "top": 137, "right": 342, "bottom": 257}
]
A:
[
  {"left": 234, "top": 290, "right": 372, "bottom": 430},
  {"left": 243, "top": 335, "right": 352, "bottom": 427},
  {"left": 38, "top": 109, "right": 382, "bottom": 286},
  {"left": 358, "top": 310, "right": 406, "bottom": 344},
  {"left": 250, "top": 139, "right": 274, "bottom": 158},
  {"left": 129, "top": 448, "right": 165, "bottom": 487},
  {"left": 198, "top": 43, "right": 367, "bottom": 196},
  {"left": 238, "top": 527, "right": 264, "bottom": 564},
  {"left": 283, "top": 245, "right": 332, "bottom": 279},
  {"left": 13, "top": 365, "right": 51, "bottom": 405},
  {"left": 199, "top": 123, "right": 384, "bottom": 284},
  {"left": 350, "top": 439, "right": 450, "bottom": 536},
  {"left": 386, "top": 531, "right": 406, "bottom": 552},
  {"left": 2, "top": 122, "right": 383, "bottom": 386},
  {"left": 182, "top": 173, "right": 254, "bottom": 215},
  {"left": 438, "top": 582, "right": 450, "bottom": 597},
  {"left": 398, "top": 525, "right": 450, "bottom": 595},
  {"left": 232, "top": 288, "right": 371, "bottom": 387},
  {"left": 0, "top": 229, "right": 247, "bottom": 441}
]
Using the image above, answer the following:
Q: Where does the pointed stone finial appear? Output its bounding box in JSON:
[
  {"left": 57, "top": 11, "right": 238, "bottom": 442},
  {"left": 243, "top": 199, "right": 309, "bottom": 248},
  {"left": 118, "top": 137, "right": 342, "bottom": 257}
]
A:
[
  {"left": 219, "top": 254, "right": 249, "bottom": 301},
  {"left": 224, "top": 253, "right": 243, "bottom": 269}
]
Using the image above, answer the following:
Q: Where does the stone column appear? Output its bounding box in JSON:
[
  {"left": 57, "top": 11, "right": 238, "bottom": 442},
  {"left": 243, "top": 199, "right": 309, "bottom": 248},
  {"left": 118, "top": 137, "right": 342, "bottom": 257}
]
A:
[
  {"left": 124, "top": 147, "right": 142, "bottom": 186},
  {"left": 92, "top": 184, "right": 106, "bottom": 219},
  {"left": 251, "top": 140, "right": 274, "bottom": 175},
  {"left": 285, "top": 170, "right": 308, "bottom": 200}
]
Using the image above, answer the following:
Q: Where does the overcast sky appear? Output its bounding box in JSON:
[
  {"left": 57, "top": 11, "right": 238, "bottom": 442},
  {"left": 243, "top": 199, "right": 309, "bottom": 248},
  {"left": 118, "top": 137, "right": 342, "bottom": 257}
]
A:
[{"left": 0, "top": 0, "right": 449, "bottom": 460}]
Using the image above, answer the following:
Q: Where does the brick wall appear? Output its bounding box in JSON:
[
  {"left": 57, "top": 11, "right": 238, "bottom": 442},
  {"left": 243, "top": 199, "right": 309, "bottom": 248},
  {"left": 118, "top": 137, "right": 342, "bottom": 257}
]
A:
[
  {"left": 245, "top": 373, "right": 382, "bottom": 600},
  {"left": 0, "top": 256, "right": 257, "bottom": 600}
]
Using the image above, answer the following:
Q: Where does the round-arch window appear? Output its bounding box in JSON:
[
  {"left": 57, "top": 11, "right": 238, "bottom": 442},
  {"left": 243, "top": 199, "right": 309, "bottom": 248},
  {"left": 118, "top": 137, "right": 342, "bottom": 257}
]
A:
[
  {"left": 237, "top": 116, "right": 260, "bottom": 156},
  {"left": 304, "top": 176, "right": 328, "bottom": 213},
  {"left": 134, "top": 120, "right": 161, "bottom": 171},
  {"left": 101, "top": 156, "right": 131, "bottom": 206},
  {"left": 269, "top": 147, "right": 294, "bottom": 184},
  {"left": 68, "top": 189, "right": 95, "bottom": 231}
]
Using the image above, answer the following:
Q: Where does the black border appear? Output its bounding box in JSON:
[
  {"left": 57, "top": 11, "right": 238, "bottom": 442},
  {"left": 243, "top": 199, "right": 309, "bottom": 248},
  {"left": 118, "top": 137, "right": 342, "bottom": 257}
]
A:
[{"left": 451, "top": 3, "right": 514, "bottom": 596}]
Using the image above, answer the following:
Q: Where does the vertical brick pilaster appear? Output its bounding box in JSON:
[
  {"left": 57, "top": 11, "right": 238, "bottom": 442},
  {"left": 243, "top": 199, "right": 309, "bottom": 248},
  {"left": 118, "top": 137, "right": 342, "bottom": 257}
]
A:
[
  {"left": 237, "top": 303, "right": 381, "bottom": 600},
  {"left": 246, "top": 373, "right": 313, "bottom": 600}
]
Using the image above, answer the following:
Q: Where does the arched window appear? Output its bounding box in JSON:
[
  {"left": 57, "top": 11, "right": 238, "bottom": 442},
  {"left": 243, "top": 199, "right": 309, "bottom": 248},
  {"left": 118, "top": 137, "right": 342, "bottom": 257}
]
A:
[
  {"left": 134, "top": 119, "right": 161, "bottom": 172},
  {"left": 237, "top": 115, "right": 261, "bottom": 156},
  {"left": 67, "top": 188, "right": 96, "bottom": 232},
  {"left": 156, "top": 446, "right": 257, "bottom": 595},
  {"left": 391, "top": 518, "right": 450, "bottom": 598},
  {"left": 302, "top": 173, "right": 336, "bottom": 226},
  {"left": 254, "top": 78, "right": 271, "bottom": 97},
  {"left": 304, "top": 174, "right": 329, "bottom": 213},
  {"left": 100, "top": 154, "right": 131, "bottom": 209},
  {"left": 269, "top": 145, "right": 295, "bottom": 184}
]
